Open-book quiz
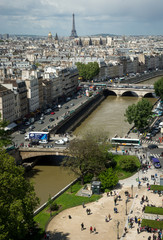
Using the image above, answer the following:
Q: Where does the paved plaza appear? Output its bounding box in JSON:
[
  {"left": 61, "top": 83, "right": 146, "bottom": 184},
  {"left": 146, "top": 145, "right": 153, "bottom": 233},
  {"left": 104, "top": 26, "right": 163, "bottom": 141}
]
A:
[{"left": 45, "top": 151, "right": 163, "bottom": 240}]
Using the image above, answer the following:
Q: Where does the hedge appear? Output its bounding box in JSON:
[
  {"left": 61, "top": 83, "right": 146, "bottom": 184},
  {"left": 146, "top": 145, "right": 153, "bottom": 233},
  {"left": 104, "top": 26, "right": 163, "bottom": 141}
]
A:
[
  {"left": 150, "top": 185, "right": 163, "bottom": 191},
  {"left": 145, "top": 206, "right": 163, "bottom": 215},
  {"left": 141, "top": 219, "right": 163, "bottom": 230}
]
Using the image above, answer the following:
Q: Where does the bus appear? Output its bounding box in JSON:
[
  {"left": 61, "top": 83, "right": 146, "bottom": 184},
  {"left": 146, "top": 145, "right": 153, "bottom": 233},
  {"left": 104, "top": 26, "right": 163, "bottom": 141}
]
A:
[{"left": 111, "top": 137, "right": 141, "bottom": 146}]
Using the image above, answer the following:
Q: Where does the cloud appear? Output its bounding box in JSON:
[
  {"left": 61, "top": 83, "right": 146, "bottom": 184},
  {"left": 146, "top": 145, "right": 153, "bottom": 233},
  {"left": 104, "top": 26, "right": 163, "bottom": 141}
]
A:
[{"left": 0, "top": 0, "right": 163, "bottom": 35}]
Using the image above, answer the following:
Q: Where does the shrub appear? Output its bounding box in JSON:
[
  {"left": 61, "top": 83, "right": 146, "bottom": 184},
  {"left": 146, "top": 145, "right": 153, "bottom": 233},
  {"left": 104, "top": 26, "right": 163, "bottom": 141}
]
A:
[{"left": 50, "top": 202, "right": 59, "bottom": 211}]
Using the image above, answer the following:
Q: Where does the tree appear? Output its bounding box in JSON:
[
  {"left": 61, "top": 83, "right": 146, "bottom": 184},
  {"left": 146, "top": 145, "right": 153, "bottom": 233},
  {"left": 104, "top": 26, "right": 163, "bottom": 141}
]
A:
[
  {"left": 154, "top": 77, "right": 163, "bottom": 100},
  {"left": 76, "top": 62, "right": 100, "bottom": 81},
  {"left": 0, "top": 150, "right": 39, "bottom": 240},
  {"left": 99, "top": 168, "right": 118, "bottom": 190},
  {"left": 0, "top": 114, "right": 12, "bottom": 147},
  {"left": 120, "top": 156, "right": 140, "bottom": 172},
  {"left": 62, "top": 131, "right": 111, "bottom": 184},
  {"left": 124, "top": 98, "right": 153, "bottom": 131}
]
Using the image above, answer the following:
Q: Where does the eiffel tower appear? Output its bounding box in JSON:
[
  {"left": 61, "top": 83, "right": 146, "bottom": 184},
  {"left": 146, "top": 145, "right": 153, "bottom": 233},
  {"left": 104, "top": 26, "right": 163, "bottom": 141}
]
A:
[{"left": 70, "top": 13, "right": 78, "bottom": 38}]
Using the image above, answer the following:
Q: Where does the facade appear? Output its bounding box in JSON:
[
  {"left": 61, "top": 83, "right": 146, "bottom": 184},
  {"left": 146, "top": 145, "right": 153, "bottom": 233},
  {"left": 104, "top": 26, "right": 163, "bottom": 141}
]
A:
[
  {"left": 25, "top": 77, "right": 39, "bottom": 112},
  {"left": 0, "top": 84, "right": 15, "bottom": 122}
]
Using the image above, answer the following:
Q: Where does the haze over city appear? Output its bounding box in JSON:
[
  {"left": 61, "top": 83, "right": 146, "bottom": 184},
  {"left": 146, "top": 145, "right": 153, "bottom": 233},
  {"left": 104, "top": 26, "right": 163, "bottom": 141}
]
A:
[{"left": 0, "top": 0, "right": 163, "bottom": 36}]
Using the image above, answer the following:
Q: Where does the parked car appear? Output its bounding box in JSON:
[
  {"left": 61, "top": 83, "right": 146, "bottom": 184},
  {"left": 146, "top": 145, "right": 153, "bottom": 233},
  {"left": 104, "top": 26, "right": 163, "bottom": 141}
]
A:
[
  {"left": 65, "top": 106, "right": 69, "bottom": 109},
  {"left": 29, "top": 125, "right": 35, "bottom": 130},
  {"left": 19, "top": 129, "right": 26, "bottom": 134},
  {"left": 49, "top": 118, "right": 54, "bottom": 122},
  {"left": 50, "top": 112, "right": 55, "bottom": 115},
  {"left": 55, "top": 139, "right": 65, "bottom": 145},
  {"left": 160, "top": 152, "right": 163, "bottom": 157},
  {"left": 25, "top": 121, "right": 30, "bottom": 126},
  {"left": 148, "top": 144, "right": 158, "bottom": 149},
  {"left": 38, "top": 120, "right": 44, "bottom": 124}
]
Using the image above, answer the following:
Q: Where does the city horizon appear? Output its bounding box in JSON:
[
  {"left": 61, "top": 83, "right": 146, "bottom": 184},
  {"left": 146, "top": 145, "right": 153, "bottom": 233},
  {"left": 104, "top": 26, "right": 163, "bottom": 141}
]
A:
[{"left": 0, "top": 0, "right": 163, "bottom": 37}]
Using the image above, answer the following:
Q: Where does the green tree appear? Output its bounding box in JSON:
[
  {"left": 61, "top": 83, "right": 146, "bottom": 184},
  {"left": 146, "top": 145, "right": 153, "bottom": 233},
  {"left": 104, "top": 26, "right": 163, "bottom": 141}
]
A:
[
  {"left": 0, "top": 114, "right": 12, "bottom": 147},
  {"left": 154, "top": 77, "right": 163, "bottom": 100},
  {"left": 120, "top": 156, "right": 140, "bottom": 172},
  {"left": 62, "top": 131, "right": 111, "bottom": 184},
  {"left": 76, "top": 62, "right": 100, "bottom": 81},
  {"left": 124, "top": 98, "right": 153, "bottom": 131},
  {"left": 0, "top": 150, "right": 39, "bottom": 240},
  {"left": 99, "top": 168, "right": 118, "bottom": 190}
]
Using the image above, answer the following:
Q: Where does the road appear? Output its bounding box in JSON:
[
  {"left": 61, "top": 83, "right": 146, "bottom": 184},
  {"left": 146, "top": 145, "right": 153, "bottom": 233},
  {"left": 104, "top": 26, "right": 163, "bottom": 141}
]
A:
[{"left": 11, "top": 91, "right": 95, "bottom": 148}]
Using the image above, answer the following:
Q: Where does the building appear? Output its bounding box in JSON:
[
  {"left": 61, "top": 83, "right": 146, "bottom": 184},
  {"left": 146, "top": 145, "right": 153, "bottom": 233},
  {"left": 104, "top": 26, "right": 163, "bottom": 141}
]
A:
[{"left": 0, "top": 84, "right": 15, "bottom": 122}]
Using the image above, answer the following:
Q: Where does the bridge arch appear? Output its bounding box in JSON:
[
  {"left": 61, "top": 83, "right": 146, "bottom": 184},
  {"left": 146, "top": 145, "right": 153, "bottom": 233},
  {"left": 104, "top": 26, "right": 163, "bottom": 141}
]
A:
[
  {"left": 103, "top": 89, "right": 117, "bottom": 96},
  {"left": 143, "top": 92, "right": 156, "bottom": 98},
  {"left": 121, "top": 91, "right": 139, "bottom": 97}
]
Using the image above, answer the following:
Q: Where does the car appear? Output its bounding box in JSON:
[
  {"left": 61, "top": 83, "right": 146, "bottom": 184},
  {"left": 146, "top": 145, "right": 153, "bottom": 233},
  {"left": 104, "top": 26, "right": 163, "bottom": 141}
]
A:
[
  {"left": 148, "top": 144, "right": 158, "bottom": 149},
  {"left": 25, "top": 121, "right": 30, "bottom": 126},
  {"left": 55, "top": 139, "right": 65, "bottom": 145},
  {"left": 65, "top": 106, "right": 69, "bottom": 109},
  {"left": 49, "top": 118, "right": 54, "bottom": 122},
  {"left": 154, "top": 163, "right": 161, "bottom": 168},
  {"left": 19, "top": 129, "right": 26, "bottom": 134},
  {"left": 51, "top": 112, "right": 55, "bottom": 115},
  {"left": 40, "top": 116, "right": 45, "bottom": 120},
  {"left": 134, "top": 145, "right": 143, "bottom": 149},
  {"left": 145, "top": 133, "right": 151, "bottom": 140},
  {"left": 160, "top": 152, "right": 163, "bottom": 157},
  {"left": 29, "top": 125, "right": 35, "bottom": 130},
  {"left": 62, "top": 137, "right": 69, "bottom": 143},
  {"left": 38, "top": 120, "right": 44, "bottom": 124},
  {"left": 70, "top": 103, "right": 74, "bottom": 106}
]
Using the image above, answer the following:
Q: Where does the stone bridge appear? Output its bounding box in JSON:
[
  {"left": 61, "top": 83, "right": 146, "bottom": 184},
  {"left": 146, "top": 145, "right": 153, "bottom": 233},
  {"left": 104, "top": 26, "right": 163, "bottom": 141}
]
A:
[
  {"left": 106, "top": 84, "right": 155, "bottom": 97},
  {"left": 19, "top": 147, "right": 69, "bottom": 160}
]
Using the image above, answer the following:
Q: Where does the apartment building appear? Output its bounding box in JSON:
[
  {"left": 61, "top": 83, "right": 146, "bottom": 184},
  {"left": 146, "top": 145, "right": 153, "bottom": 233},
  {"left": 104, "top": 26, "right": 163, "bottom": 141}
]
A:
[{"left": 0, "top": 84, "right": 15, "bottom": 122}]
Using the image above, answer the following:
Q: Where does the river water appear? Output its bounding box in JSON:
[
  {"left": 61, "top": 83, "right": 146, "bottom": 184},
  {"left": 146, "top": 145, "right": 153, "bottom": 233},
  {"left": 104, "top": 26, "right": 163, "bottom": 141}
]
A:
[{"left": 30, "top": 76, "right": 160, "bottom": 207}]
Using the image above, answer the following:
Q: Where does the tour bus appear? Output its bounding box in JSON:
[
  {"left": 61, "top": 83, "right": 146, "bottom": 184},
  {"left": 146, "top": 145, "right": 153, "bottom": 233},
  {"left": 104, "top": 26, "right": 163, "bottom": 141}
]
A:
[{"left": 111, "top": 137, "right": 141, "bottom": 146}]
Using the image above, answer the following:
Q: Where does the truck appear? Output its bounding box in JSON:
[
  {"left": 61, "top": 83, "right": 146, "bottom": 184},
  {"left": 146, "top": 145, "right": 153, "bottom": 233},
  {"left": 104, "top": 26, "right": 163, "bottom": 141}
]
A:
[{"left": 28, "top": 132, "right": 49, "bottom": 144}]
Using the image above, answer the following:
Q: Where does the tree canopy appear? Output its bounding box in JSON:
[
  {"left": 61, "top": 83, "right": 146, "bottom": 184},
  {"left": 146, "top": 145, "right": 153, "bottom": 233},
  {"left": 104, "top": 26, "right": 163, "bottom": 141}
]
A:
[
  {"left": 154, "top": 77, "right": 163, "bottom": 100},
  {"left": 124, "top": 98, "right": 153, "bottom": 131},
  {"left": 62, "top": 131, "right": 111, "bottom": 184},
  {"left": 0, "top": 114, "right": 12, "bottom": 147},
  {"left": 99, "top": 168, "right": 118, "bottom": 190},
  {"left": 0, "top": 150, "right": 39, "bottom": 240},
  {"left": 76, "top": 62, "right": 100, "bottom": 81}
]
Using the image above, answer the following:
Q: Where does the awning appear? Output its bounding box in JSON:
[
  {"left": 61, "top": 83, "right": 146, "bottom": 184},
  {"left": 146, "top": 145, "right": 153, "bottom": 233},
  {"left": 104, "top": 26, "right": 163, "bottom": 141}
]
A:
[{"left": 5, "top": 122, "right": 17, "bottom": 131}]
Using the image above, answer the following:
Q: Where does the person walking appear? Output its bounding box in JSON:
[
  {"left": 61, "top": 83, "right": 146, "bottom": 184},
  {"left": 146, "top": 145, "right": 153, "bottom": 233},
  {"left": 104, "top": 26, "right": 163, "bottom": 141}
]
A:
[
  {"left": 81, "top": 223, "right": 84, "bottom": 231},
  {"left": 90, "top": 226, "right": 93, "bottom": 233},
  {"left": 94, "top": 227, "right": 96, "bottom": 234},
  {"left": 108, "top": 214, "right": 111, "bottom": 221}
]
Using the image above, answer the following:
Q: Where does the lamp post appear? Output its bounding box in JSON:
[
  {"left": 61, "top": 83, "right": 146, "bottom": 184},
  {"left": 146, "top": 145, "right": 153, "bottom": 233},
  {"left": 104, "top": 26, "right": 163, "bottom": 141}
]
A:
[
  {"left": 117, "top": 221, "right": 120, "bottom": 239},
  {"left": 131, "top": 184, "right": 133, "bottom": 198},
  {"left": 125, "top": 199, "right": 128, "bottom": 215}
]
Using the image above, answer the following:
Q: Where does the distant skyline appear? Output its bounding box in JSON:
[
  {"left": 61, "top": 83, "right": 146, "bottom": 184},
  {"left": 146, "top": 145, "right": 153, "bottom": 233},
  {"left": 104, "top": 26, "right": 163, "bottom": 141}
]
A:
[{"left": 0, "top": 0, "right": 163, "bottom": 37}]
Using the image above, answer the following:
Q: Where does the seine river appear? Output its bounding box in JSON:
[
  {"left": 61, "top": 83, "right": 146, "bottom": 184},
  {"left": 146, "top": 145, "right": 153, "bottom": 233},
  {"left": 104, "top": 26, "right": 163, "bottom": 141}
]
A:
[{"left": 29, "top": 77, "right": 160, "bottom": 207}]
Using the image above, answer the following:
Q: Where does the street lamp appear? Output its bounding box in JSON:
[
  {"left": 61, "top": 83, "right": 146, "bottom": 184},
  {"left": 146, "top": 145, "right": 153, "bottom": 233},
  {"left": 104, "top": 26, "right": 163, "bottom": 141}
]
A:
[
  {"left": 125, "top": 199, "right": 128, "bottom": 215},
  {"left": 117, "top": 221, "right": 120, "bottom": 239},
  {"left": 131, "top": 185, "right": 133, "bottom": 198}
]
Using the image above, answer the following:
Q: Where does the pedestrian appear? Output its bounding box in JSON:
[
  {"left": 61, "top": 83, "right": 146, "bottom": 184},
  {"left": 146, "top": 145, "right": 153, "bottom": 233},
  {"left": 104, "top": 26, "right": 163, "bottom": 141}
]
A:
[
  {"left": 124, "top": 227, "right": 127, "bottom": 234},
  {"left": 137, "top": 227, "right": 139, "bottom": 234},
  {"left": 148, "top": 236, "right": 151, "bottom": 240},
  {"left": 110, "top": 191, "right": 112, "bottom": 196},
  {"left": 108, "top": 214, "right": 111, "bottom": 221},
  {"left": 68, "top": 215, "right": 72, "bottom": 219},
  {"left": 135, "top": 216, "right": 137, "bottom": 223},
  {"left": 90, "top": 226, "right": 93, "bottom": 233},
  {"left": 105, "top": 216, "right": 108, "bottom": 222},
  {"left": 114, "top": 198, "right": 116, "bottom": 206},
  {"left": 94, "top": 227, "right": 96, "bottom": 233},
  {"left": 81, "top": 223, "right": 84, "bottom": 230},
  {"left": 82, "top": 202, "right": 85, "bottom": 208}
]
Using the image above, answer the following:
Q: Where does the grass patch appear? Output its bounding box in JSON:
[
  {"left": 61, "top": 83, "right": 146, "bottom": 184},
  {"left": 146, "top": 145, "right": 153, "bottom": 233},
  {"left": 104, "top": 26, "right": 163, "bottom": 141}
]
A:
[
  {"left": 141, "top": 219, "right": 163, "bottom": 230},
  {"left": 145, "top": 206, "right": 163, "bottom": 215},
  {"left": 34, "top": 182, "right": 101, "bottom": 234}
]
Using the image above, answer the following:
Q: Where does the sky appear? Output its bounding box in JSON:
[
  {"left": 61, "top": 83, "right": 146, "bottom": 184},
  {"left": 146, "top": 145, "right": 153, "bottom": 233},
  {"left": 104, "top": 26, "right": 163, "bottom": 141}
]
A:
[{"left": 0, "top": 0, "right": 163, "bottom": 37}]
